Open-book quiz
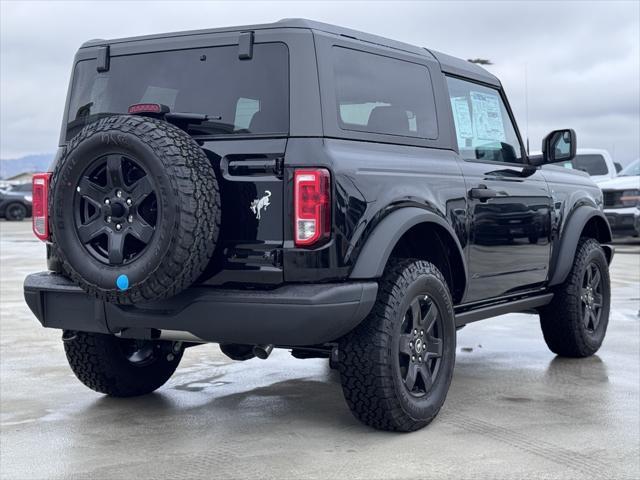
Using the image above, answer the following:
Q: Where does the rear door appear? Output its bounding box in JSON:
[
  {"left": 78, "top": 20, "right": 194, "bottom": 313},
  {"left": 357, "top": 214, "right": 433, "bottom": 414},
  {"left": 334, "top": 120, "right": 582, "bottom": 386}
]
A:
[{"left": 445, "top": 76, "right": 553, "bottom": 302}]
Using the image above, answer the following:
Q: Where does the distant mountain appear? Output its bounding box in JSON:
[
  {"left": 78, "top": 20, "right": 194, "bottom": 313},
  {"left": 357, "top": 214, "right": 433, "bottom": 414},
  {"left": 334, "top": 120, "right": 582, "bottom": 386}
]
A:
[{"left": 0, "top": 154, "right": 53, "bottom": 179}]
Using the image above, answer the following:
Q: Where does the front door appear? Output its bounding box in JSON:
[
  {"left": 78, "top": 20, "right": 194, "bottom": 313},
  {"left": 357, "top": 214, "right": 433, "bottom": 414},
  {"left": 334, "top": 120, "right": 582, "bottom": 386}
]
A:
[{"left": 445, "top": 76, "right": 552, "bottom": 302}]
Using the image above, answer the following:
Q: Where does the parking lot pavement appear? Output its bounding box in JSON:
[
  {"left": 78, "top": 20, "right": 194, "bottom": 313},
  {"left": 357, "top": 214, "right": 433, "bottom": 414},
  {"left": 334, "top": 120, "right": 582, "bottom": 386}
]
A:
[{"left": 0, "top": 220, "right": 638, "bottom": 480}]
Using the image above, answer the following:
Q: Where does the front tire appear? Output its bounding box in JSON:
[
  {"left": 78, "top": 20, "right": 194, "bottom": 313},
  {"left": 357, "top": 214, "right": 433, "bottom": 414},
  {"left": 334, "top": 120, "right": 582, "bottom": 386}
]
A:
[
  {"left": 539, "top": 238, "right": 611, "bottom": 357},
  {"left": 338, "top": 259, "right": 456, "bottom": 432},
  {"left": 63, "top": 331, "right": 183, "bottom": 397}
]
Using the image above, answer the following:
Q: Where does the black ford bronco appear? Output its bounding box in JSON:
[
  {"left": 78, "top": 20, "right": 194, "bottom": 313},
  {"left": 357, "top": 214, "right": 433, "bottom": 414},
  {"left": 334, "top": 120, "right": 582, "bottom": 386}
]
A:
[{"left": 24, "top": 19, "right": 613, "bottom": 432}]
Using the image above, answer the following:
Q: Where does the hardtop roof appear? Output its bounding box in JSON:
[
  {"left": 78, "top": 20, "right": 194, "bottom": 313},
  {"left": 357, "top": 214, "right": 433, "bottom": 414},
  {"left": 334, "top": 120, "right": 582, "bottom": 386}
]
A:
[{"left": 81, "top": 18, "right": 500, "bottom": 86}]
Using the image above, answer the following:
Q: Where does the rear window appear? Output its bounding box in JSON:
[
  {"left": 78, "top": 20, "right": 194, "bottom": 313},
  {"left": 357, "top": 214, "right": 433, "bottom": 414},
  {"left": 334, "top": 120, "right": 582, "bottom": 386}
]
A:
[
  {"left": 66, "top": 43, "right": 289, "bottom": 140},
  {"left": 332, "top": 47, "right": 438, "bottom": 139},
  {"left": 571, "top": 154, "right": 608, "bottom": 175}
]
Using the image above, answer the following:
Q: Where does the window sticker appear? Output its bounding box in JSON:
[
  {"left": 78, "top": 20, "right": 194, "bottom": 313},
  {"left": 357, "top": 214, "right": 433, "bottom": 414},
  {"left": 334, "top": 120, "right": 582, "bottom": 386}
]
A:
[
  {"left": 470, "top": 91, "right": 505, "bottom": 143},
  {"left": 450, "top": 97, "right": 473, "bottom": 148}
]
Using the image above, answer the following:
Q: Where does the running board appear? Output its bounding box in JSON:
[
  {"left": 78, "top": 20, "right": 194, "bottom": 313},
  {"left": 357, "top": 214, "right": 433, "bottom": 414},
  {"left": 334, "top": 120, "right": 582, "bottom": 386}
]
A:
[{"left": 455, "top": 293, "right": 553, "bottom": 327}]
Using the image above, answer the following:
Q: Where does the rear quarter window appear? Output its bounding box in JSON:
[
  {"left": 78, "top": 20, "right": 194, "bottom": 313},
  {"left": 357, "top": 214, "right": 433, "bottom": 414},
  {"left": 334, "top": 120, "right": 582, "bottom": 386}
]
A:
[{"left": 332, "top": 47, "right": 438, "bottom": 139}]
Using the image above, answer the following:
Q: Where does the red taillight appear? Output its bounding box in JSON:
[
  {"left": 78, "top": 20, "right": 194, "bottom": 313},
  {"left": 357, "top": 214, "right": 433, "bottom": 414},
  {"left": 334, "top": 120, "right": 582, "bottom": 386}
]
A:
[
  {"left": 294, "top": 169, "right": 330, "bottom": 247},
  {"left": 32, "top": 173, "right": 51, "bottom": 241}
]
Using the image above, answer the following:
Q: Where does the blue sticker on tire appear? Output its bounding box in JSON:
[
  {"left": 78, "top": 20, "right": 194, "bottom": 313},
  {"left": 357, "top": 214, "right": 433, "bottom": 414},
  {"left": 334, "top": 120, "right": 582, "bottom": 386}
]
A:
[{"left": 116, "top": 274, "right": 129, "bottom": 291}]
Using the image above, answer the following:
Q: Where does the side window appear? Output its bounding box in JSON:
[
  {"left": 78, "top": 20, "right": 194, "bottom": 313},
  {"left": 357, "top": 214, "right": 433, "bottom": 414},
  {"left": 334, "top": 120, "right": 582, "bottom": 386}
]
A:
[
  {"left": 446, "top": 76, "right": 524, "bottom": 163},
  {"left": 332, "top": 47, "right": 438, "bottom": 139}
]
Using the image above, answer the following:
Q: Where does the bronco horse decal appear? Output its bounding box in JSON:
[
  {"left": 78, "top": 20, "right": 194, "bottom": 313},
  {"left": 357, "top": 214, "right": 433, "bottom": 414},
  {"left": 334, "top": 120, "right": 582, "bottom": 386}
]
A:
[{"left": 250, "top": 190, "right": 272, "bottom": 220}]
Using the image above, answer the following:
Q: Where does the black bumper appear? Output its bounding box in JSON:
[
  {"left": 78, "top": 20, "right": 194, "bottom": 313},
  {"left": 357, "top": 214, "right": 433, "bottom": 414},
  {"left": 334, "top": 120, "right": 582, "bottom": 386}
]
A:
[{"left": 24, "top": 272, "right": 378, "bottom": 346}]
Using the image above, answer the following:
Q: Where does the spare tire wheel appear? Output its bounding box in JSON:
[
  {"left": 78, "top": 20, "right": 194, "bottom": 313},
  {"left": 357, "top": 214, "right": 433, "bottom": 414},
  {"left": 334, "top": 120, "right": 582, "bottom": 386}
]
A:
[{"left": 50, "top": 115, "right": 220, "bottom": 304}]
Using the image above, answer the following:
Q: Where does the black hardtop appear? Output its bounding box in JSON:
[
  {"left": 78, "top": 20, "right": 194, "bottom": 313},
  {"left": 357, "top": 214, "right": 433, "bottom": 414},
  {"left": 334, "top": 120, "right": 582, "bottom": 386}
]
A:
[{"left": 80, "top": 18, "right": 499, "bottom": 87}]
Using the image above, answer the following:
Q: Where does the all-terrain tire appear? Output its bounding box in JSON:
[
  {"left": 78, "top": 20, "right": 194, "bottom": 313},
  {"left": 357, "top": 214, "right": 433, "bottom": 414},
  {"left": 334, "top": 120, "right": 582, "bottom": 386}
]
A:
[
  {"left": 539, "top": 238, "right": 611, "bottom": 357},
  {"left": 338, "top": 259, "right": 456, "bottom": 432},
  {"left": 63, "top": 331, "right": 183, "bottom": 397},
  {"left": 50, "top": 115, "right": 220, "bottom": 304}
]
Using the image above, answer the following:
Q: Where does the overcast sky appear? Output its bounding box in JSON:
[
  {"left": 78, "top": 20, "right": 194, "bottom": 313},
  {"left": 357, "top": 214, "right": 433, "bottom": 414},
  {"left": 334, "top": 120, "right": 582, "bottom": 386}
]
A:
[{"left": 1, "top": 0, "right": 638, "bottom": 164}]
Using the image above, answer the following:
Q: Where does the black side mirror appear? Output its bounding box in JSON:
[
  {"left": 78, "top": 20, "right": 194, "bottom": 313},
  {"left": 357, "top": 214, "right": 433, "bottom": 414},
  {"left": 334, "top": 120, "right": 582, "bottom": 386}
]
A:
[{"left": 542, "top": 129, "right": 576, "bottom": 164}]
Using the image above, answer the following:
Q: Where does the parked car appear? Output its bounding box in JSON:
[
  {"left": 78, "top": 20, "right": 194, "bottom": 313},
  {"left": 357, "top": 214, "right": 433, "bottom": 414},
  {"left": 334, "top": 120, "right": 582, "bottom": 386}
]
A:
[
  {"left": 0, "top": 188, "right": 32, "bottom": 221},
  {"left": 600, "top": 159, "right": 640, "bottom": 237},
  {"left": 24, "top": 19, "right": 613, "bottom": 432},
  {"left": 543, "top": 148, "right": 618, "bottom": 183},
  {"left": 5, "top": 182, "right": 33, "bottom": 193}
]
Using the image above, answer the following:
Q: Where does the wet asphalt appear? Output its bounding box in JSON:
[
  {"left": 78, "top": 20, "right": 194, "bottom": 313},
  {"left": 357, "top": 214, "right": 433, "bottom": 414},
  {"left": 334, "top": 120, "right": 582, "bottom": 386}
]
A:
[{"left": 0, "top": 220, "right": 638, "bottom": 479}]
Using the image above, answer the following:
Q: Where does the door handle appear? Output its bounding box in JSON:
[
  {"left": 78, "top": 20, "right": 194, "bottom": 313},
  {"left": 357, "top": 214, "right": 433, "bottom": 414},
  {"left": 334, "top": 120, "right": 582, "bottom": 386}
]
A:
[{"left": 469, "top": 184, "right": 499, "bottom": 200}]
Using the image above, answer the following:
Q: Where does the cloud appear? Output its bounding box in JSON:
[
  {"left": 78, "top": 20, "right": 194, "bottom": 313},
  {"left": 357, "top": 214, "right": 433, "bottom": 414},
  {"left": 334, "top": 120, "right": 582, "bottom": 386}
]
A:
[{"left": 1, "top": 0, "right": 638, "bottom": 164}]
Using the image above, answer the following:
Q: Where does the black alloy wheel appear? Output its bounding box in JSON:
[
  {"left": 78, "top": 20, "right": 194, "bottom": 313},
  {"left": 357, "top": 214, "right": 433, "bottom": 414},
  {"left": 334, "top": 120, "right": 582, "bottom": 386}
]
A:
[
  {"left": 398, "top": 294, "right": 443, "bottom": 396},
  {"left": 580, "top": 261, "right": 604, "bottom": 333},
  {"left": 74, "top": 154, "right": 157, "bottom": 265}
]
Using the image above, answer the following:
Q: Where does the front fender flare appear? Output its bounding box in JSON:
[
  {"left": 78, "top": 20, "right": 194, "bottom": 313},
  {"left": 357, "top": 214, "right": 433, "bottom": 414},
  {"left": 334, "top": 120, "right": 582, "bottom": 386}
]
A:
[
  {"left": 548, "top": 207, "right": 613, "bottom": 286},
  {"left": 350, "top": 207, "right": 467, "bottom": 284}
]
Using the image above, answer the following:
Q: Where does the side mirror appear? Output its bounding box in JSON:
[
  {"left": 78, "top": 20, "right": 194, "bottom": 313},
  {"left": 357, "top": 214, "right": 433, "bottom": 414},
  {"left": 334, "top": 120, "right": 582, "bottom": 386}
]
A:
[{"left": 542, "top": 129, "right": 576, "bottom": 164}]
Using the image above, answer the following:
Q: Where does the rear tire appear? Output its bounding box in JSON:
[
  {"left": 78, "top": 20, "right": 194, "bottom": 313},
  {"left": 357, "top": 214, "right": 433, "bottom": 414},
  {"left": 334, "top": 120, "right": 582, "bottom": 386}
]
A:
[
  {"left": 4, "top": 202, "right": 27, "bottom": 221},
  {"left": 63, "top": 331, "right": 183, "bottom": 397},
  {"left": 539, "top": 238, "right": 611, "bottom": 357},
  {"left": 338, "top": 259, "right": 456, "bottom": 432}
]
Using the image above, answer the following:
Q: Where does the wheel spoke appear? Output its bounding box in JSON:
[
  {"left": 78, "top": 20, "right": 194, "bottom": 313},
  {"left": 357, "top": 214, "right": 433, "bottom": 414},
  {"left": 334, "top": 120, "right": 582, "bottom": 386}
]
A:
[
  {"left": 593, "top": 293, "right": 603, "bottom": 309},
  {"left": 590, "top": 310, "right": 599, "bottom": 330},
  {"left": 410, "top": 298, "right": 421, "bottom": 328},
  {"left": 130, "top": 175, "right": 153, "bottom": 203},
  {"left": 405, "top": 363, "right": 419, "bottom": 391},
  {"left": 582, "top": 306, "right": 591, "bottom": 328},
  {"left": 78, "top": 177, "right": 108, "bottom": 204},
  {"left": 106, "top": 155, "right": 125, "bottom": 188},
  {"left": 399, "top": 334, "right": 413, "bottom": 355},
  {"left": 591, "top": 268, "right": 601, "bottom": 290},
  {"left": 129, "top": 218, "right": 154, "bottom": 244},
  {"left": 423, "top": 302, "right": 437, "bottom": 333},
  {"left": 425, "top": 336, "right": 443, "bottom": 358},
  {"left": 419, "top": 364, "right": 433, "bottom": 391},
  {"left": 77, "top": 217, "right": 107, "bottom": 243},
  {"left": 584, "top": 265, "right": 592, "bottom": 286},
  {"left": 108, "top": 232, "right": 126, "bottom": 264}
]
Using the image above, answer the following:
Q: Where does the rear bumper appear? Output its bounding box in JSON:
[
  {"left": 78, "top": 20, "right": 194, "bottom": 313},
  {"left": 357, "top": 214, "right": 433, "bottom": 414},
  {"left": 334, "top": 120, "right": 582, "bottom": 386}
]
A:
[{"left": 24, "top": 272, "right": 378, "bottom": 346}]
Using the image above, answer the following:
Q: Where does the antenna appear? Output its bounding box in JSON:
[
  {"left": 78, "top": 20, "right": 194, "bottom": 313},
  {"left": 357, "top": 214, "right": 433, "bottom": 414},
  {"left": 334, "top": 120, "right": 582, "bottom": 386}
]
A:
[{"left": 525, "top": 63, "right": 530, "bottom": 155}]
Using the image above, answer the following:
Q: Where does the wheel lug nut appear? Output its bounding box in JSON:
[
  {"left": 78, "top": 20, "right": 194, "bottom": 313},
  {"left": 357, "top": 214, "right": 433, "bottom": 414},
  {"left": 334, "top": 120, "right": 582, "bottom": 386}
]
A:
[
  {"left": 116, "top": 190, "right": 123, "bottom": 198},
  {"left": 104, "top": 198, "right": 110, "bottom": 205},
  {"left": 126, "top": 198, "right": 132, "bottom": 206},
  {"left": 106, "top": 216, "right": 111, "bottom": 223},
  {"left": 420, "top": 330, "right": 424, "bottom": 336},
  {"left": 409, "top": 341, "right": 413, "bottom": 348},
  {"left": 418, "top": 356, "right": 422, "bottom": 362},
  {"left": 116, "top": 223, "right": 122, "bottom": 231},
  {"left": 128, "top": 215, "right": 133, "bottom": 223},
  {"left": 413, "top": 329, "right": 418, "bottom": 335},
  {"left": 411, "top": 355, "right": 416, "bottom": 362}
]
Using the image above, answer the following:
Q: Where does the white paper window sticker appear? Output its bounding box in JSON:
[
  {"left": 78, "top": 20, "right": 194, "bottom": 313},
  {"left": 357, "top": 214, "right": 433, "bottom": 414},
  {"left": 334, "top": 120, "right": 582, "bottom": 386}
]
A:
[
  {"left": 450, "top": 97, "right": 473, "bottom": 148},
  {"left": 469, "top": 91, "right": 506, "bottom": 143}
]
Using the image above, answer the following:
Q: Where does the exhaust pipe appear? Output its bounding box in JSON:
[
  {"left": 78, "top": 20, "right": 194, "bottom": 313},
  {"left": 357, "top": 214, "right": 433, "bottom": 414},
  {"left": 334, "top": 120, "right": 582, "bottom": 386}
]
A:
[{"left": 253, "top": 344, "right": 274, "bottom": 360}]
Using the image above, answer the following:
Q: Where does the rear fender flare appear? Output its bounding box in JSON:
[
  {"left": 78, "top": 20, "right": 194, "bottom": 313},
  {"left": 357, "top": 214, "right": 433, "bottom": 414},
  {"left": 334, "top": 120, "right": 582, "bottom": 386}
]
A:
[{"left": 350, "top": 207, "right": 467, "bottom": 285}]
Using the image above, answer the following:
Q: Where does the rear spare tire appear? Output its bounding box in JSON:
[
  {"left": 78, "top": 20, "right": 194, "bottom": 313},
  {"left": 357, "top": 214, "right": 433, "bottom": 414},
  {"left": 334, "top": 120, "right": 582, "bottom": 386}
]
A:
[{"left": 50, "top": 115, "right": 220, "bottom": 304}]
